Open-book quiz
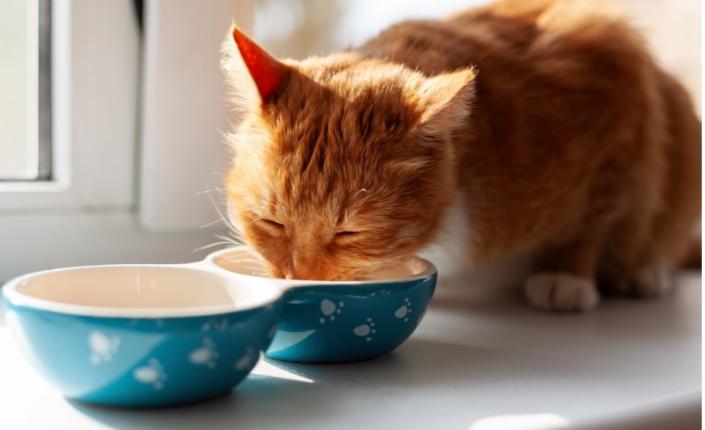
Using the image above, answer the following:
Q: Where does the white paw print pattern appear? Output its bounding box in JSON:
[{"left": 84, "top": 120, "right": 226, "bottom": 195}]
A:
[
  {"left": 189, "top": 338, "right": 219, "bottom": 368},
  {"left": 201, "top": 317, "right": 229, "bottom": 332},
  {"left": 128, "top": 319, "right": 164, "bottom": 328},
  {"left": 353, "top": 318, "right": 376, "bottom": 342},
  {"left": 394, "top": 297, "right": 413, "bottom": 322},
  {"left": 133, "top": 358, "right": 167, "bottom": 390},
  {"left": 88, "top": 330, "right": 120, "bottom": 365},
  {"left": 234, "top": 347, "right": 257, "bottom": 371},
  {"left": 319, "top": 299, "right": 344, "bottom": 324}
]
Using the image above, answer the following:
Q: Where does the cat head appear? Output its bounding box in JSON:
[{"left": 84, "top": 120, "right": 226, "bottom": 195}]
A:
[{"left": 221, "top": 26, "right": 475, "bottom": 280}]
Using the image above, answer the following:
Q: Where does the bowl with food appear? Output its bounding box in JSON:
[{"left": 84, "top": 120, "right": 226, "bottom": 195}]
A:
[{"left": 208, "top": 246, "right": 437, "bottom": 363}]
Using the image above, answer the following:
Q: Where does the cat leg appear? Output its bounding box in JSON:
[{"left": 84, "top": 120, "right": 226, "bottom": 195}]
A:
[
  {"left": 600, "top": 235, "right": 675, "bottom": 298},
  {"left": 525, "top": 273, "right": 600, "bottom": 311},
  {"left": 599, "top": 220, "right": 678, "bottom": 299},
  {"left": 608, "top": 265, "right": 674, "bottom": 298},
  {"left": 524, "top": 237, "right": 602, "bottom": 312}
]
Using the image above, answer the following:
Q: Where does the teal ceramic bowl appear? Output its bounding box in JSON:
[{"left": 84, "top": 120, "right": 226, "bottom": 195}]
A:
[
  {"left": 2, "top": 264, "right": 280, "bottom": 407},
  {"left": 208, "top": 247, "right": 437, "bottom": 363},
  {"left": 2, "top": 246, "right": 437, "bottom": 407}
]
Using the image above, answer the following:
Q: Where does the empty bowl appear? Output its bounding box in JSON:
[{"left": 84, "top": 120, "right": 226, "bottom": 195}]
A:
[
  {"left": 2, "top": 264, "right": 280, "bottom": 407},
  {"left": 207, "top": 247, "right": 437, "bottom": 363}
]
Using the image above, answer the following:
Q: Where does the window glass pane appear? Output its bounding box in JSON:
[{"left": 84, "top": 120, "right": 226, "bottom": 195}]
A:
[
  {"left": 0, "top": 0, "right": 39, "bottom": 180},
  {"left": 253, "top": 0, "right": 486, "bottom": 58}
]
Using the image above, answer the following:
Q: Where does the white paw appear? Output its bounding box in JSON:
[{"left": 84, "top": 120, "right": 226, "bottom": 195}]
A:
[
  {"left": 525, "top": 273, "right": 599, "bottom": 312},
  {"left": 613, "top": 266, "right": 673, "bottom": 298},
  {"left": 635, "top": 266, "right": 673, "bottom": 297}
]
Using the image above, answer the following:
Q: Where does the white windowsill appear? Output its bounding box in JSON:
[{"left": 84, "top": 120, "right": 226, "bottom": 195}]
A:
[
  {"left": 0, "top": 180, "right": 68, "bottom": 193},
  {"left": 0, "top": 273, "right": 699, "bottom": 429}
]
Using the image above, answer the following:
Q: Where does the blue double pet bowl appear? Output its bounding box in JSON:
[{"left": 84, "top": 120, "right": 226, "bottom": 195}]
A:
[{"left": 2, "top": 246, "right": 437, "bottom": 407}]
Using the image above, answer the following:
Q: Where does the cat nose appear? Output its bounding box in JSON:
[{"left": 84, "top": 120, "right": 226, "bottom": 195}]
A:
[
  {"left": 279, "top": 260, "right": 295, "bottom": 280},
  {"left": 292, "top": 266, "right": 329, "bottom": 280},
  {"left": 282, "top": 264, "right": 294, "bottom": 280},
  {"left": 290, "top": 251, "right": 310, "bottom": 280},
  {"left": 289, "top": 250, "right": 325, "bottom": 280},
  {"left": 290, "top": 267, "right": 308, "bottom": 280},
  {"left": 290, "top": 265, "right": 314, "bottom": 280}
]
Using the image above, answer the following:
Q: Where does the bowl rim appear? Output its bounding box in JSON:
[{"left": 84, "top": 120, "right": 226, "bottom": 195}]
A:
[
  {"left": 205, "top": 246, "right": 438, "bottom": 287},
  {"left": 2, "top": 264, "right": 283, "bottom": 319},
  {"left": 2, "top": 247, "right": 439, "bottom": 318}
]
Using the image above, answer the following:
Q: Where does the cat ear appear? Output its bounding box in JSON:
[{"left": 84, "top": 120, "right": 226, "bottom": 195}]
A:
[
  {"left": 417, "top": 69, "right": 476, "bottom": 135},
  {"left": 222, "top": 25, "right": 291, "bottom": 108}
]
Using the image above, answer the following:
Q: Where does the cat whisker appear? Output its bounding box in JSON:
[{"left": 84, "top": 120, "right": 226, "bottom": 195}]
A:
[
  {"left": 214, "top": 232, "right": 240, "bottom": 244},
  {"left": 200, "top": 217, "right": 229, "bottom": 229},
  {"left": 193, "top": 240, "right": 237, "bottom": 253},
  {"left": 193, "top": 227, "right": 244, "bottom": 254},
  {"left": 198, "top": 184, "right": 243, "bottom": 240},
  {"left": 194, "top": 187, "right": 226, "bottom": 196}
]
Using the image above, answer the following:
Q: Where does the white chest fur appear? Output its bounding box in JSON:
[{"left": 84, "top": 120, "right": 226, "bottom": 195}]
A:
[
  {"left": 419, "top": 194, "right": 531, "bottom": 294},
  {"left": 419, "top": 195, "right": 472, "bottom": 279}
]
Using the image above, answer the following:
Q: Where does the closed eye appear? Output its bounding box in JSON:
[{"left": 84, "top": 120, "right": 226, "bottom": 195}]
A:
[
  {"left": 335, "top": 231, "right": 358, "bottom": 237},
  {"left": 334, "top": 231, "right": 361, "bottom": 244},
  {"left": 260, "top": 219, "right": 285, "bottom": 231}
]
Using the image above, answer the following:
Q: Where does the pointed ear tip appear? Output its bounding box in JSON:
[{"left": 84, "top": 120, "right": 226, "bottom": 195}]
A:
[
  {"left": 231, "top": 25, "right": 243, "bottom": 42},
  {"left": 231, "top": 25, "right": 254, "bottom": 48},
  {"left": 457, "top": 68, "right": 477, "bottom": 83},
  {"left": 431, "top": 68, "right": 476, "bottom": 87}
]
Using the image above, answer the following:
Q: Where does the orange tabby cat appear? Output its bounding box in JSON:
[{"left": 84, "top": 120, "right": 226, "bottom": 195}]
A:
[{"left": 221, "top": 0, "right": 701, "bottom": 312}]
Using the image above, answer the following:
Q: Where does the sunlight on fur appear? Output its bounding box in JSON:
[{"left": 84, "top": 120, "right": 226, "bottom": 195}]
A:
[{"left": 220, "top": 0, "right": 700, "bottom": 311}]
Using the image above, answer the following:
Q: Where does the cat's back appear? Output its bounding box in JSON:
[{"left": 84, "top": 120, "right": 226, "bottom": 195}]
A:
[
  {"left": 360, "top": 0, "right": 676, "bottom": 146},
  {"left": 360, "top": 0, "right": 700, "bottom": 261},
  {"left": 360, "top": 5, "right": 540, "bottom": 75},
  {"left": 360, "top": 0, "right": 652, "bottom": 95}
]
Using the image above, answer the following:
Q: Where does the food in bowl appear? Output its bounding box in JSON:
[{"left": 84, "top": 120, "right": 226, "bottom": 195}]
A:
[{"left": 208, "top": 247, "right": 438, "bottom": 363}]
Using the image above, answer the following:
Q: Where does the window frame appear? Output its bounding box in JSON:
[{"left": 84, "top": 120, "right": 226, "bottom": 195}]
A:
[
  {"left": 0, "top": 0, "right": 137, "bottom": 211},
  {"left": 0, "top": 0, "right": 250, "bottom": 281},
  {"left": 138, "top": 0, "right": 252, "bottom": 231},
  {"left": 37, "top": 0, "right": 52, "bottom": 180}
]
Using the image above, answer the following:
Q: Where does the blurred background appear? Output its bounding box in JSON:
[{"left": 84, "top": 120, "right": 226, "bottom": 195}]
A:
[{"left": 0, "top": 0, "right": 700, "bottom": 281}]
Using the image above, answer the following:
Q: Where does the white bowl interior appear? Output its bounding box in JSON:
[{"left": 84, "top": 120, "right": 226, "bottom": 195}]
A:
[
  {"left": 8, "top": 265, "right": 280, "bottom": 317},
  {"left": 211, "top": 247, "right": 434, "bottom": 283}
]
